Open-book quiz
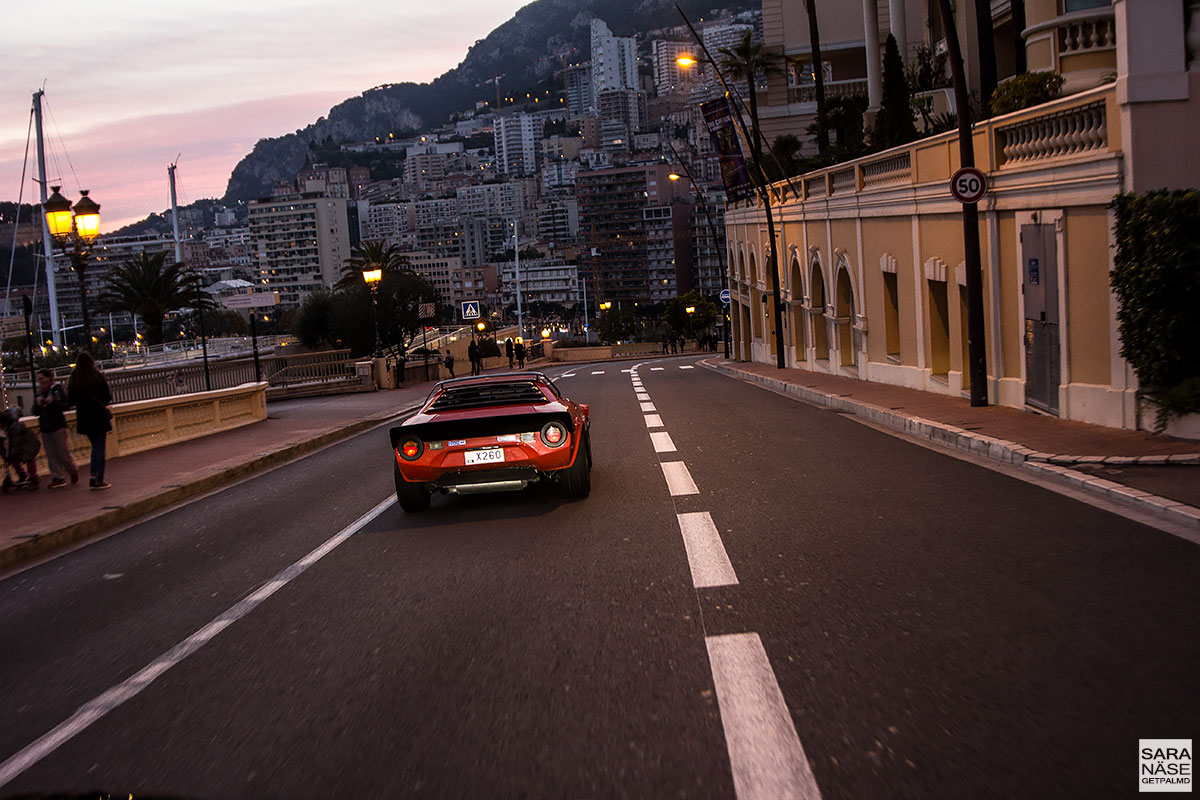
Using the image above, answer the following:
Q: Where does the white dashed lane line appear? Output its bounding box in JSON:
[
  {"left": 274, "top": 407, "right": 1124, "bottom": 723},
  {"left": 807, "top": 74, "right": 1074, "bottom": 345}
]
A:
[
  {"left": 706, "top": 633, "right": 823, "bottom": 800},
  {"left": 649, "top": 431, "right": 677, "bottom": 453},
  {"left": 651, "top": 367, "right": 665, "bottom": 371},
  {"left": 680, "top": 365, "right": 695, "bottom": 369},
  {"left": 591, "top": 370, "right": 605, "bottom": 375},
  {"left": 661, "top": 462, "right": 699, "bottom": 497},
  {"left": 640, "top": 402, "right": 656, "bottom": 412},
  {"left": 644, "top": 414, "right": 664, "bottom": 428},
  {"left": 636, "top": 393, "right": 651, "bottom": 401},
  {"left": 676, "top": 511, "right": 735, "bottom": 585}
]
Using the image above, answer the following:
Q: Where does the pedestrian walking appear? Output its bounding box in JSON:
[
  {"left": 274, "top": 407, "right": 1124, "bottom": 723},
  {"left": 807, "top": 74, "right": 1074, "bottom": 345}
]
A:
[
  {"left": 0, "top": 408, "right": 41, "bottom": 490},
  {"left": 443, "top": 349, "right": 456, "bottom": 378},
  {"left": 505, "top": 338, "right": 515, "bottom": 369},
  {"left": 661, "top": 334, "right": 669, "bottom": 354},
  {"left": 35, "top": 368, "right": 79, "bottom": 488},
  {"left": 67, "top": 351, "right": 113, "bottom": 490},
  {"left": 468, "top": 339, "right": 481, "bottom": 376},
  {"left": 515, "top": 340, "right": 526, "bottom": 369}
]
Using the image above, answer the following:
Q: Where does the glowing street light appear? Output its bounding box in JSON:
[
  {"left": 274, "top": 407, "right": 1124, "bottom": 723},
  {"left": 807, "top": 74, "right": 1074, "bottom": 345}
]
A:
[
  {"left": 44, "top": 186, "right": 101, "bottom": 353},
  {"left": 363, "top": 268, "right": 384, "bottom": 358}
]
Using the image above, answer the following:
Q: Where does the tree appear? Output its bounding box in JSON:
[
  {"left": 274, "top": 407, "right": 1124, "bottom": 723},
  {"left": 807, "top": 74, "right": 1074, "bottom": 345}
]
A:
[
  {"left": 100, "top": 251, "right": 207, "bottom": 345},
  {"left": 718, "top": 31, "right": 783, "bottom": 165},
  {"left": 595, "top": 307, "right": 636, "bottom": 344},
  {"left": 802, "top": 0, "right": 829, "bottom": 155},
  {"left": 664, "top": 291, "right": 717, "bottom": 337},
  {"left": 335, "top": 239, "right": 410, "bottom": 290},
  {"left": 294, "top": 290, "right": 334, "bottom": 349},
  {"left": 871, "top": 34, "right": 917, "bottom": 150}
]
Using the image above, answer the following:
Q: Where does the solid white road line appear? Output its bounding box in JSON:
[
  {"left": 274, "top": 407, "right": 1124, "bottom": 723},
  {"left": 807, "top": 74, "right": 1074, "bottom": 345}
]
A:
[
  {"left": 0, "top": 496, "right": 397, "bottom": 790},
  {"left": 706, "top": 633, "right": 822, "bottom": 800},
  {"left": 676, "top": 511, "right": 735, "bottom": 585},
  {"left": 640, "top": 402, "right": 656, "bottom": 412},
  {"left": 650, "top": 431, "right": 677, "bottom": 453},
  {"left": 661, "top": 462, "right": 699, "bottom": 497},
  {"left": 644, "top": 414, "right": 664, "bottom": 428},
  {"left": 636, "top": 393, "right": 651, "bottom": 402}
]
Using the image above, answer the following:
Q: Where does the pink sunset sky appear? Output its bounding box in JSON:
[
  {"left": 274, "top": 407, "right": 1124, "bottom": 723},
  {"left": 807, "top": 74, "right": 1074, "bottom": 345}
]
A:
[{"left": 1, "top": 1, "right": 529, "bottom": 231}]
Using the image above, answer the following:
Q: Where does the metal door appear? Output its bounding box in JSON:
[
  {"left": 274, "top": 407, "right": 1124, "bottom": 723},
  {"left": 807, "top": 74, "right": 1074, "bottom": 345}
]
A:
[{"left": 1021, "top": 223, "right": 1060, "bottom": 414}]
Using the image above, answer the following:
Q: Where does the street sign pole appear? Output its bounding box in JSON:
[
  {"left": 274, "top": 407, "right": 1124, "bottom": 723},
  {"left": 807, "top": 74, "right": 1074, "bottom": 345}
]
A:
[{"left": 939, "top": 0, "right": 989, "bottom": 407}]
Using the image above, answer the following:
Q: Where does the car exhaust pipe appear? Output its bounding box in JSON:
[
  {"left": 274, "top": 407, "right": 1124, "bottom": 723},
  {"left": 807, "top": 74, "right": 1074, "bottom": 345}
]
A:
[{"left": 446, "top": 480, "right": 532, "bottom": 495}]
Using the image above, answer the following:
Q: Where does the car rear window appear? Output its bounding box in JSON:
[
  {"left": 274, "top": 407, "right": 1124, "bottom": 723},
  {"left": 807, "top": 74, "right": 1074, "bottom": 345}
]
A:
[{"left": 427, "top": 381, "right": 549, "bottom": 412}]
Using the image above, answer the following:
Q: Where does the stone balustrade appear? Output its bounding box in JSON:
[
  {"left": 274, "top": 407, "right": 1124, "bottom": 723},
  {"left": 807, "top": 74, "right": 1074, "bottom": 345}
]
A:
[
  {"left": 15, "top": 382, "right": 267, "bottom": 481},
  {"left": 861, "top": 152, "right": 913, "bottom": 189},
  {"left": 1058, "top": 13, "right": 1116, "bottom": 54},
  {"left": 997, "top": 101, "right": 1107, "bottom": 165}
]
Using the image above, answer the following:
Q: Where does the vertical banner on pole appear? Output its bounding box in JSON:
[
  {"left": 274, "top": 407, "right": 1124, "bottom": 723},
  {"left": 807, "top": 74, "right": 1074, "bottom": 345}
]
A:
[{"left": 700, "top": 98, "right": 753, "bottom": 201}]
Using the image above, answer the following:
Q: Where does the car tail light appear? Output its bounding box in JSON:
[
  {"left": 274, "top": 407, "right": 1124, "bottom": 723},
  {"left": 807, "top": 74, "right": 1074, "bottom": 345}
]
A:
[
  {"left": 399, "top": 439, "right": 423, "bottom": 460},
  {"left": 541, "top": 422, "right": 566, "bottom": 447}
]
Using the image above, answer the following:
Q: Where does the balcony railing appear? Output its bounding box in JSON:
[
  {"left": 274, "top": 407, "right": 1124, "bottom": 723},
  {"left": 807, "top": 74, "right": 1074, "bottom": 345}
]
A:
[
  {"left": 787, "top": 78, "right": 870, "bottom": 106},
  {"left": 738, "top": 83, "right": 1117, "bottom": 209}
]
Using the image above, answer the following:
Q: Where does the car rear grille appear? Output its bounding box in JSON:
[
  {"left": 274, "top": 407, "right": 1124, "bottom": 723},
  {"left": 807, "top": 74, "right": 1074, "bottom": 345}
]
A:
[{"left": 428, "top": 382, "right": 547, "bottom": 412}]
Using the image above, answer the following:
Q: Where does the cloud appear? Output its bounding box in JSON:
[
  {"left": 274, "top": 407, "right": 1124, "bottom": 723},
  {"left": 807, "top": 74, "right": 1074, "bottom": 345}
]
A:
[{"left": 1, "top": 92, "right": 346, "bottom": 231}]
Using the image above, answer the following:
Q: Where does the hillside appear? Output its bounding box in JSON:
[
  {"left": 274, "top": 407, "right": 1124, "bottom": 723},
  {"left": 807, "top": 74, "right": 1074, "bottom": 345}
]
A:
[{"left": 222, "top": 0, "right": 757, "bottom": 203}]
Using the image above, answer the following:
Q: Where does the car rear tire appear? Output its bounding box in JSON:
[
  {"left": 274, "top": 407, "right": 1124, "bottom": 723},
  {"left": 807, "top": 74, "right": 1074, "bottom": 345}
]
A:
[
  {"left": 560, "top": 430, "right": 591, "bottom": 498},
  {"left": 394, "top": 460, "right": 431, "bottom": 512}
]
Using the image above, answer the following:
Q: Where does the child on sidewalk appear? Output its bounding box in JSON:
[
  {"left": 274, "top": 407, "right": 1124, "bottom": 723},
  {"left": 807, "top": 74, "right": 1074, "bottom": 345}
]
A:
[
  {"left": 0, "top": 408, "right": 42, "bottom": 490},
  {"left": 35, "top": 368, "right": 79, "bottom": 488}
]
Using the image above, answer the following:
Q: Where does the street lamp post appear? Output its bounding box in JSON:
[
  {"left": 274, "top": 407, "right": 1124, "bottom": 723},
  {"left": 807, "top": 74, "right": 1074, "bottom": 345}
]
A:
[
  {"left": 675, "top": 12, "right": 788, "bottom": 369},
  {"left": 363, "top": 268, "right": 383, "bottom": 358},
  {"left": 667, "top": 143, "right": 731, "bottom": 359},
  {"left": 44, "top": 186, "right": 101, "bottom": 355}
]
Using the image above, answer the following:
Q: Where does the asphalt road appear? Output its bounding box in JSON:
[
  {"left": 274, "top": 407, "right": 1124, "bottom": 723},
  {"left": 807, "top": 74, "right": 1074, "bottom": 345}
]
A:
[{"left": 1, "top": 357, "right": 1196, "bottom": 799}]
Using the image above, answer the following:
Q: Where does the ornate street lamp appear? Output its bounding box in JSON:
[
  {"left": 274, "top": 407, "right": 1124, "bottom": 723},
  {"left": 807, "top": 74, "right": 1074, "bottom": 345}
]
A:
[
  {"left": 363, "top": 268, "right": 383, "bottom": 358},
  {"left": 44, "top": 186, "right": 101, "bottom": 354}
]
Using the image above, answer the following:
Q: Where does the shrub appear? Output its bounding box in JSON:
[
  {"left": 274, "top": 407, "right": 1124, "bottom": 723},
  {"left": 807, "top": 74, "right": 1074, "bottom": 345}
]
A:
[
  {"left": 1110, "top": 190, "right": 1200, "bottom": 429},
  {"left": 989, "top": 72, "right": 1065, "bottom": 116}
]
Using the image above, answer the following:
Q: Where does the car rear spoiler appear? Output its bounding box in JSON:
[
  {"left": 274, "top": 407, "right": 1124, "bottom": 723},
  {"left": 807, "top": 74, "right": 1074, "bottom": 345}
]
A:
[{"left": 389, "top": 410, "right": 575, "bottom": 449}]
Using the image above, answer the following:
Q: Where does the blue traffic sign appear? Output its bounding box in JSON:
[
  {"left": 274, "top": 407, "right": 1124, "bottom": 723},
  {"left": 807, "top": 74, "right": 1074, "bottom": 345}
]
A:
[
  {"left": 460, "top": 300, "right": 481, "bottom": 320},
  {"left": 720, "top": 289, "right": 731, "bottom": 305}
]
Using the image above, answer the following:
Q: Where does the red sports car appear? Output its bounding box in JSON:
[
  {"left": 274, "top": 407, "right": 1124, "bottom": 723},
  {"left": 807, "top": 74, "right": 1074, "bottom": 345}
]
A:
[{"left": 390, "top": 371, "right": 592, "bottom": 511}]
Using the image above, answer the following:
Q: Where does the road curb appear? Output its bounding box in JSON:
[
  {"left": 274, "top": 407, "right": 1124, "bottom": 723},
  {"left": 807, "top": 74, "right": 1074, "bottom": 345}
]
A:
[
  {"left": 703, "top": 360, "right": 1200, "bottom": 530},
  {"left": 0, "top": 407, "right": 417, "bottom": 573}
]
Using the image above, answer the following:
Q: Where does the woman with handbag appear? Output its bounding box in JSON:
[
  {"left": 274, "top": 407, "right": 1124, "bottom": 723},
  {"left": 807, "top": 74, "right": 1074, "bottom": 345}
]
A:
[{"left": 67, "top": 352, "right": 113, "bottom": 490}]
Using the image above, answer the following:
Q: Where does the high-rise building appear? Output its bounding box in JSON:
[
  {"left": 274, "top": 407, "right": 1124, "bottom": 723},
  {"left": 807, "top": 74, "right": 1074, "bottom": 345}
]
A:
[
  {"left": 596, "top": 88, "right": 642, "bottom": 153},
  {"left": 565, "top": 62, "right": 593, "bottom": 116},
  {"left": 576, "top": 162, "right": 676, "bottom": 305},
  {"left": 494, "top": 113, "right": 540, "bottom": 175},
  {"left": 590, "top": 19, "right": 638, "bottom": 109},
  {"left": 651, "top": 40, "right": 695, "bottom": 95},
  {"left": 247, "top": 193, "right": 350, "bottom": 309}
]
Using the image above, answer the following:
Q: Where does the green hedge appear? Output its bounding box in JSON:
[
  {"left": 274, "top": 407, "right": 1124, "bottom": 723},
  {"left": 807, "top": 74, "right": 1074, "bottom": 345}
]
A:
[
  {"left": 990, "top": 72, "right": 1064, "bottom": 116},
  {"left": 1110, "top": 190, "right": 1200, "bottom": 429}
]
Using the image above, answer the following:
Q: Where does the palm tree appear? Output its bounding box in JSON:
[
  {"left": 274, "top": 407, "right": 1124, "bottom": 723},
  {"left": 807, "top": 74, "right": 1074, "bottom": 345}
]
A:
[
  {"left": 802, "top": 0, "right": 829, "bottom": 154},
  {"left": 718, "top": 31, "right": 783, "bottom": 164},
  {"left": 100, "top": 251, "right": 205, "bottom": 345},
  {"left": 335, "top": 239, "right": 410, "bottom": 290}
]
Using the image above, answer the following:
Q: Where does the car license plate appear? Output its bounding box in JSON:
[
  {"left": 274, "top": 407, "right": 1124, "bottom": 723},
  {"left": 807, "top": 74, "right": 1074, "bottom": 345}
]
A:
[{"left": 465, "top": 448, "right": 504, "bottom": 465}]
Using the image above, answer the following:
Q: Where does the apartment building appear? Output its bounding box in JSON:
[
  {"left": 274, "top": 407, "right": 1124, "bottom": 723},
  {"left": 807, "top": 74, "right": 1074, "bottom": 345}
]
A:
[
  {"left": 494, "top": 113, "right": 541, "bottom": 175},
  {"left": 577, "top": 162, "right": 677, "bottom": 305},
  {"left": 247, "top": 193, "right": 350, "bottom": 309},
  {"left": 726, "top": 0, "right": 1198, "bottom": 433},
  {"left": 590, "top": 19, "right": 638, "bottom": 109}
]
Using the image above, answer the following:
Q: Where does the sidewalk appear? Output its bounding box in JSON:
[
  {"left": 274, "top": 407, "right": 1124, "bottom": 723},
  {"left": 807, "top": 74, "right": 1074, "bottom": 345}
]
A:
[
  {"left": 705, "top": 359, "right": 1200, "bottom": 529},
  {"left": 3, "top": 355, "right": 1197, "bottom": 572}
]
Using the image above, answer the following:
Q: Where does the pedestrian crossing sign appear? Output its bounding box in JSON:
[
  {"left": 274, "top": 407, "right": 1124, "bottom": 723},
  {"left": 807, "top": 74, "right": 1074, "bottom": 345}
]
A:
[{"left": 461, "top": 301, "right": 481, "bottom": 320}]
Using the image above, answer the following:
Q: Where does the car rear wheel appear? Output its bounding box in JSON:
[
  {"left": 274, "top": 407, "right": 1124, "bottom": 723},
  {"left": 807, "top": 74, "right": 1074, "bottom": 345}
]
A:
[
  {"left": 560, "top": 430, "right": 591, "bottom": 498},
  {"left": 394, "top": 460, "right": 431, "bottom": 512}
]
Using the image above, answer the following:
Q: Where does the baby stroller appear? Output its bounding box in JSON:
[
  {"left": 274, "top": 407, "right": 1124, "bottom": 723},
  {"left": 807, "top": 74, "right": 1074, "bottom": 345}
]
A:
[{"left": 1, "top": 407, "right": 39, "bottom": 493}]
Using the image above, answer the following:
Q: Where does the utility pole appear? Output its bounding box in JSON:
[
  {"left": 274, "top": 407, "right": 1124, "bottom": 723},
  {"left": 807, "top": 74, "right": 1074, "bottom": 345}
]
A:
[
  {"left": 32, "top": 91, "right": 62, "bottom": 348},
  {"left": 938, "top": 0, "right": 989, "bottom": 406}
]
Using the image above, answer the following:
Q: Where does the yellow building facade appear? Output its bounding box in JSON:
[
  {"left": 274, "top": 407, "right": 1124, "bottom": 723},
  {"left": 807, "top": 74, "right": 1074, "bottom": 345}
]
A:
[{"left": 725, "top": 0, "right": 1200, "bottom": 433}]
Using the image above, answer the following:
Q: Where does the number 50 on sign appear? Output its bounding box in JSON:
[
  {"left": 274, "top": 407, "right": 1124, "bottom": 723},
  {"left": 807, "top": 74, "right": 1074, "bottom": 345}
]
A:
[{"left": 950, "top": 167, "right": 987, "bottom": 204}]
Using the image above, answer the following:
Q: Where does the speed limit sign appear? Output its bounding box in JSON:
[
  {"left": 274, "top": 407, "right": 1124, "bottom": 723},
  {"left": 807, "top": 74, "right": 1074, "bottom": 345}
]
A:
[{"left": 950, "top": 167, "right": 987, "bottom": 204}]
